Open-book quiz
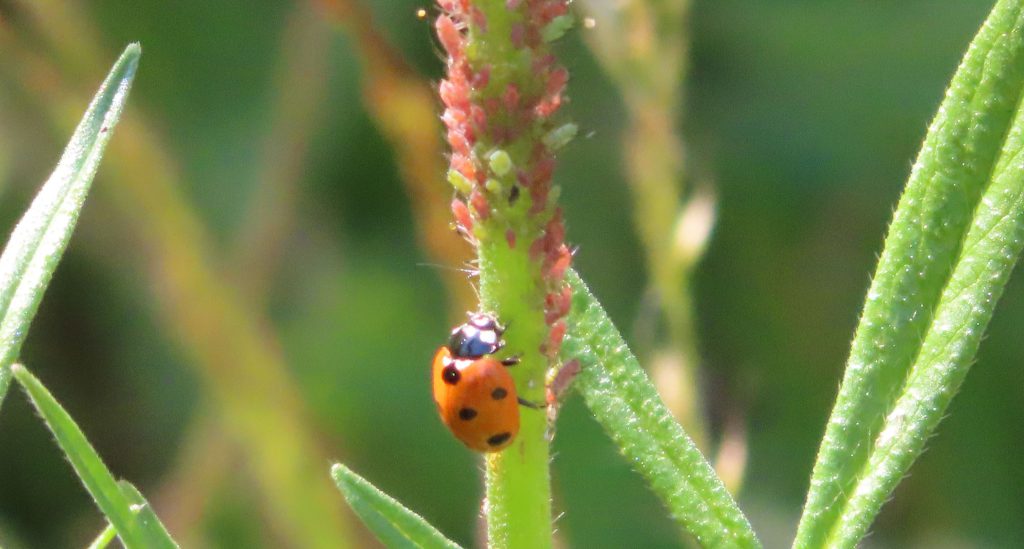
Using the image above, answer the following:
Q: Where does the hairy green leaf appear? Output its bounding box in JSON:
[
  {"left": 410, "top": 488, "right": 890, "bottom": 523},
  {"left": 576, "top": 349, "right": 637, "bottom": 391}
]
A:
[
  {"left": 12, "top": 364, "right": 178, "bottom": 548},
  {"left": 796, "top": 2, "right": 1024, "bottom": 547},
  {"left": 560, "top": 269, "right": 760, "bottom": 548},
  {"left": 0, "top": 44, "right": 140, "bottom": 413},
  {"left": 331, "top": 463, "right": 462, "bottom": 549}
]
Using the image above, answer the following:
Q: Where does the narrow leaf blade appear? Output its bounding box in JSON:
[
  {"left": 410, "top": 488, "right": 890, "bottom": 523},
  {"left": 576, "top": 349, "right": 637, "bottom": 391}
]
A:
[
  {"left": 117, "top": 481, "right": 179, "bottom": 549},
  {"left": 560, "top": 269, "right": 760, "bottom": 548},
  {"left": 330, "top": 463, "right": 462, "bottom": 549},
  {"left": 796, "top": 2, "right": 1024, "bottom": 546},
  {"left": 12, "top": 364, "right": 177, "bottom": 548},
  {"left": 0, "top": 44, "right": 140, "bottom": 405},
  {"left": 815, "top": 39, "right": 1024, "bottom": 549},
  {"left": 83, "top": 482, "right": 178, "bottom": 549}
]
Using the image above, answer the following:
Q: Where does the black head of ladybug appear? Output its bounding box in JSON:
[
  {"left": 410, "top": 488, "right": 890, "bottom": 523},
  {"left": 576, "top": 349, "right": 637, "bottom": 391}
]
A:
[{"left": 448, "top": 313, "right": 505, "bottom": 359}]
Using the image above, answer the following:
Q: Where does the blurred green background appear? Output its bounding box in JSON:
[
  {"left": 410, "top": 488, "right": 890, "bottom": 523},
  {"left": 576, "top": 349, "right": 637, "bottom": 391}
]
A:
[{"left": 0, "top": 1, "right": 1021, "bottom": 547}]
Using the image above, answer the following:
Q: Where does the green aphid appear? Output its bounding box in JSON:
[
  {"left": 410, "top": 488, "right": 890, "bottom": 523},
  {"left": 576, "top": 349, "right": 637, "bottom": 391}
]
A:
[
  {"left": 542, "top": 15, "right": 575, "bottom": 43},
  {"left": 448, "top": 169, "right": 474, "bottom": 195},
  {"left": 485, "top": 178, "right": 503, "bottom": 193},
  {"left": 543, "top": 123, "right": 578, "bottom": 151},
  {"left": 488, "top": 149, "right": 514, "bottom": 176}
]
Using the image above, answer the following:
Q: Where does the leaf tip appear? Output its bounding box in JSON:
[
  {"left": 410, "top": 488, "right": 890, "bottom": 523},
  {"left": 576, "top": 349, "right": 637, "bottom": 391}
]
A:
[
  {"left": 120, "top": 43, "right": 142, "bottom": 76},
  {"left": 330, "top": 463, "right": 348, "bottom": 485}
]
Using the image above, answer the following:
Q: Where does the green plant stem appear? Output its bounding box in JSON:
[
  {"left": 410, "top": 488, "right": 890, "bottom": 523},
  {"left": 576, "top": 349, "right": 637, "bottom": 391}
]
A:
[
  {"left": 439, "top": 0, "right": 567, "bottom": 546},
  {"left": 795, "top": 1, "right": 1024, "bottom": 546},
  {"left": 479, "top": 238, "right": 552, "bottom": 549}
]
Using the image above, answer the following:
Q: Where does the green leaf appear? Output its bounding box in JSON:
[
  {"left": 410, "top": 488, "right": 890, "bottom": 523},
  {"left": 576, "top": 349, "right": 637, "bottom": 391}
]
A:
[
  {"left": 795, "top": 2, "right": 1024, "bottom": 547},
  {"left": 559, "top": 269, "right": 760, "bottom": 548},
  {"left": 117, "top": 481, "right": 179, "bottom": 548},
  {"left": 84, "top": 482, "right": 176, "bottom": 549},
  {"left": 0, "top": 44, "right": 140, "bottom": 413},
  {"left": 12, "top": 364, "right": 178, "bottom": 548},
  {"left": 330, "top": 463, "right": 462, "bottom": 549}
]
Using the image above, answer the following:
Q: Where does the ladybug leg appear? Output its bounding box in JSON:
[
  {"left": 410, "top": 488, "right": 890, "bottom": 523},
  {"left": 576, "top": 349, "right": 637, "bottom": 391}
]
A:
[
  {"left": 517, "top": 397, "right": 547, "bottom": 409},
  {"left": 500, "top": 356, "right": 520, "bottom": 367}
]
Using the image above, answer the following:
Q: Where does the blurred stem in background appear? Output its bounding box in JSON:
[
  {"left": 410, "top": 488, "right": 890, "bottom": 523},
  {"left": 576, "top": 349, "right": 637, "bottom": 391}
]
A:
[
  {"left": 159, "top": 7, "right": 334, "bottom": 539},
  {"left": 0, "top": 3, "right": 353, "bottom": 547},
  {"left": 153, "top": 415, "right": 233, "bottom": 547},
  {"left": 575, "top": 0, "right": 747, "bottom": 491},
  {"left": 319, "top": 0, "right": 476, "bottom": 318},
  {"left": 231, "top": 4, "right": 332, "bottom": 306}
]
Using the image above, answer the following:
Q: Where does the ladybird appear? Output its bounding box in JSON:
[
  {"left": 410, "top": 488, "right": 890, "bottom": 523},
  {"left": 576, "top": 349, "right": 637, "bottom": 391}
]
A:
[{"left": 432, "top": 314, "right": 522, "bottom": 452}]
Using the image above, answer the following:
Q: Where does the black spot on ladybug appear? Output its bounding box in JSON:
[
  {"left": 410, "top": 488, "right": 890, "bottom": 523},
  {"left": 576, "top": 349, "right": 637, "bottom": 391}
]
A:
[
  {"left": 458, "top": 407, "right": 478, "bottom": 420},
  {"left": 491, "top": 387, "right": 508, "bottom": 400},
  {"left": 487, "top": 432, "right": 512, "bottom": 447},
  {"left": 442, "top": 365, "right": 461, "bottom": 385}
]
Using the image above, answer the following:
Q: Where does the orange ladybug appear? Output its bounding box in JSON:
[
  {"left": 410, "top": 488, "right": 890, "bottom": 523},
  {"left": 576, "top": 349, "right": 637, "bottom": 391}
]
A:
[{"left": 432, "top": 314, "right": 522, "bottom": 452}]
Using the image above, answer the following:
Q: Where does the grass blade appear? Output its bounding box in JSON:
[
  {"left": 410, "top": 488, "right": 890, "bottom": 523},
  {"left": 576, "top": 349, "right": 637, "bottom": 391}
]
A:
[
  {"left": 12, "top": 364, "right": 178, "bottom": 548},
  {"left": 0, "top": 44, "right": 140, "bottom": 410},
  {"left": 559, "top": 269, "right": 760, "bottom": 548},
  {"left": 795, "top": 2, "right": 1024, "bottom": 546},
  {"left": 330, "top": 463, "right": 462, "bottom": 549}
]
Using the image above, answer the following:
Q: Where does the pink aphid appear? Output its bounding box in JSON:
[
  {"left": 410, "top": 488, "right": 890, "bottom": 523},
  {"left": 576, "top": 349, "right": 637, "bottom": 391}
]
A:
[
  {"left": 451, "top": 198, "right": 474, "bottom": 233},
  {"left": 503, "top": 84, "right": 520, "bottom": 110},
  {"left": 470, "top": 189, "right": 491, "bottom": 220},
  {"left": 440, "top": 79, "right": 469, "bottom": 110},
  {"left": 470, "top": 105, "right": 487, "bottom": 133},
  {"left": 471, "top": 66, "right": 491, "bottom": 90},
  {"left": 442, "top": 108, "right": 466, "bottom": 131},
  {"left": 529, "top": 236, "right": 546, "bottom": 261},
  {"left": 547, "top": 245, "right": 571, "bottom": 280},
  {"left": 546, "top": 320, "right": 567, "bottom": 357},
  {"left": 510, "top": 22, "right": 526, "bottom": 49},
  {"left": 452, "top": 154, "right": 477, "bottom": 183},
  {"left": 448, "top": 128, "right": 471, "bottom": 156},
  {"left": 435, "top": 15, "right": 462, "bottom": 56}
]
